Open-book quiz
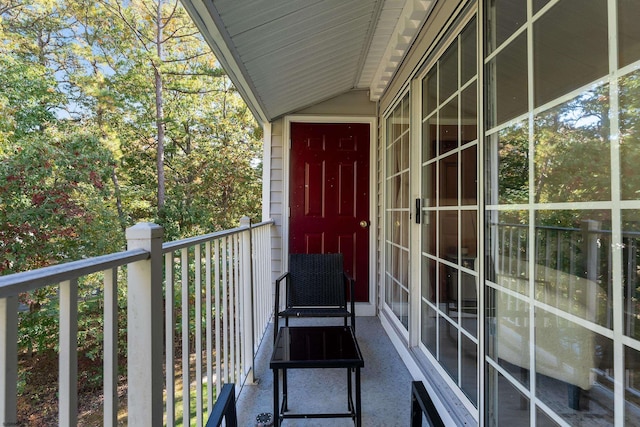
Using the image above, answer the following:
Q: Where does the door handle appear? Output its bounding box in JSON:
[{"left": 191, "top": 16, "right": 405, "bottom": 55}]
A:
[
  {"left": 415, "top": 198, "right": 421, "bottom": 224},
  {"left": 359, "top": 220, "right": 370, "bottom": 228}
]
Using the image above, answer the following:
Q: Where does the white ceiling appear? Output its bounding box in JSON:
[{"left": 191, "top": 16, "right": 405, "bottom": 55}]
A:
[{"left": 181, "top": 0, "right": 435, "bottom": 123}]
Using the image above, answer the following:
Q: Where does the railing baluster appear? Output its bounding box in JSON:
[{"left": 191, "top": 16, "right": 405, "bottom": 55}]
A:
[
  {"left": 205, "top": 241, "right": 214, "bottom": 412},
  {"left": 195, "top": 243, "right": 203, "bottom": 427},
  {"left": 59, "top": 278, "right": 78, "bottom": 426},
  {"left": 104, "top": 268, "right": 118, "bottom": 427},
  {"left": 0, "top": 295, "right": 18, "bottom": 427},
  {"left": 223, "top": 237, "right": 230, "bottom": 383},
  {"left": 181, "top": 247, "right": 190, "bottom": 426},
  {"left": 165, "top": 252, "right": 175, "bottom": 427},
  {"left": 234, "top": 234, "right": 242, "bottom": 381},
  {"left": 214, "top": 238, "right": 222, "bottom": 397}
]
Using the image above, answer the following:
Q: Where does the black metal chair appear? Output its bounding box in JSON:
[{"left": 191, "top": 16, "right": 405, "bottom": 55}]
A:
[
  {"left": 205, "top": 383, "right": 237, "bottom": 427},
  {"left": 410, "top": 381, "right": 445, "bottom": 427},
  {"left": 274, "top": 253, "right": 355, "bottom": 343}
]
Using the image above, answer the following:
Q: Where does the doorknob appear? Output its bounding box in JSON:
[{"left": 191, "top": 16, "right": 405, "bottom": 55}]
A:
[{"left": 359, "top": 220, "right": 370, "bottom": 228}]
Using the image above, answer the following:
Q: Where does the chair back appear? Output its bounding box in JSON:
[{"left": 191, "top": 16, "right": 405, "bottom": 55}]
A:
[{"left": 287, "top": 253, "right": 346, "bottom": 308}]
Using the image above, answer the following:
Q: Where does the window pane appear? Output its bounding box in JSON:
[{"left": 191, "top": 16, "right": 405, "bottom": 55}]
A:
[
  {"left": 619, "top": 0, "right": 640, "bottom": 67},
  {"left": 485, "top": 0, "right": 526, "bottom": 54},
  {"left": 423, "top": 210, "right": 436, "bottom": 255},
  {"left": 487, "top": 287, "right": 530, "bottom": 388},
  {"left": 485, "top": 364, "right": 530, "bottom": 425},
  {"left": 622, "top": 210, "right": 640, "bottom": 339},
  {"left": 535, "top": 210, "right": 612, "bottom": 328},
  {"left": 486, "top": 121, "right": 529, "bottom": 205},
  {"left": 461, "top": 334, "right": 478, "bottom": 406},
  {"left": 423, "top": 68, "right": 438, "bottom": 118},
  {"left": 461, "top": 210, "right": 478, "bottom": 260},
  {"left": 422, "top": 162, "right": 436, "bottom": 207},
  {"left": 422, "top": 114, "right": 437, "bottom": 162},
  {"left": 439, "top": 317, "right": 458, "bottom": 382},
  {"left": 421, "top": 301, "right": 437, "bottom": 356},
  {"left": 535, "top": 307, "right": 613, "bottom": 422},
  {"left": 534, "top": 85, "right": 611, "bottom": 203},
  {"left": 461, "top": 18, "right": 477, "bottom": 84},
  {"left": 535, "top": 408, "right": 560, "bottom": 427},
  {"left": 439, "top": 210, "right": 458, "bottom": 261},
  {"left": 532, "top": 0, "right": 551, "bottom": 14},
  {"left": 533, "top": 0, "right": 608, "bottom": 107},
  {"left": 461, "top": 81, "right": 477, "bottom": 145},
  {"left": 440, "top": 42, "right": 458, "bottom": 104},
  {"left": 439, "top": 154, "right": 458, "bottom": 207},
  {"left": 440, "top": 97, "right": 458, "bottom": 155},
  {"left": 461, "top": 145, "right": 477, "bottom": 205},
  {"left": 460, "top": 271, "right": 478, "bottom": 338},
  {"left": 487, "top": 210, "right": 529, "bottom": 296},
  {"left": 625, "top": 346, "right": 640, "bottom": 425},
  {"left": 486, "top": 33, "right": 528, "bottom": 128},
  {"left": 620, "top": 70, "right": 640, "bottom": 200},
  {"left": 422, "top": 256, "right": 437, "bottom": 304}
]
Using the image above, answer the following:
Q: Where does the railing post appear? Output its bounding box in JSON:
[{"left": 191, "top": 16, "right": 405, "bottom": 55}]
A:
[
  {"left": 240, "top": 216, "right": 255, "bottom": 383},
  {"left": 0, "top": 296, "right": 17, "bottom": 426},
  {"left": 581, "top": 219, "right": 600, "bottom": 322},
  {"left": 126, "top": 223, "right": 164, "bottom": 426}
]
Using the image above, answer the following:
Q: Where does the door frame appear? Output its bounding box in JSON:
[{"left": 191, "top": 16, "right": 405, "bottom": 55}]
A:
[{"left": 283, "top": 115, "right": 377, "bottom": 316}]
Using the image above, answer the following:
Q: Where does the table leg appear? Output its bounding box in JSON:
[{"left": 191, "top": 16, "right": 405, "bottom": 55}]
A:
[
  {"left": 273, "top": 368, "right": 279, "bottom": 427},
  {"left": 283, "top": 368, "right": 288, "bottom": 411},
  {"left": 355, "top": 367, "right": 362, "bottom": 427}
]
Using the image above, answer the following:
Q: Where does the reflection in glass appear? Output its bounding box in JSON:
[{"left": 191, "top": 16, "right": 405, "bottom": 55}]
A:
[
  {"left": 487, "top": 210, "right": 529, "bottom": 295},
  {"left": 485, "top": 33, "right": 527, "bottom": 127},
  {"left": 625, "top": 346, "right": 640, "bottom": 425},
  {"left": 532, "top": 0, "right": 552, "bottom": 14},
  {"left": 535, "top": 307, "right": 614, "bottom": 424},
  {"left": 535, "top": 210, "right": 612, "bottom": 328},
  {"left": 485, "top": 364, "right": 530, "bottom": 425},
  {"left": 620, "top": 71, "right": 640, "bottom": 201},
  {"left": 461, "top": 334, "right": 478, "bottom": 407},
  {"left": 619, "top": 0, "right": 640, "bottom": 68},
  {"left": 533, "top": 0, "right": 608, "bottom": 108},
  {"left": 422, "top": 162, "right": 436, "bottom": 207},
  {"left": 461, "top": 210, "right": 477, "bottom": 259},
  {"left": 534, "top": 86, "right": 611, "bottom": 203},
  {"left": 486, "top": 287, "right": 530, "bottom": 388},
  {"left": 486, "top": 121, "right": 528, "bottom": 205},
  {"left": 623, "top": 210, "right": 640, "bottom": 339}
]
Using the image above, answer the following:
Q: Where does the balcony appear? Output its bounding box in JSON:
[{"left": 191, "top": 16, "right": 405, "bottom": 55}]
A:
[{"left": 0, "top": 217, "right": 414, "bottom": 426}]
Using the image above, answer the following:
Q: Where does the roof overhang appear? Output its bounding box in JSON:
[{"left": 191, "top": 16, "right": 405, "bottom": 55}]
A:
[{"left": 181, "top": 0, "right": 436, "bottom": 124}]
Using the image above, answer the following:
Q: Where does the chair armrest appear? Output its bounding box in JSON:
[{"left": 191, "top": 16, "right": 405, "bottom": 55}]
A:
[
  {"left": 274, "top": 272, "right": 290, "bottom": 343},
  {"left": 206, "top": 383, "right": 237, "bottom": 427},
  {"left": 344, "top": 272, "right": 356, "bottom": 331}
]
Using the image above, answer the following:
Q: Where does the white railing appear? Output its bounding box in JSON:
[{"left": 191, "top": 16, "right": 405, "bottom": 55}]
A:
[{"left": 0, "top": 216, "right": 274, "bottom": 426}]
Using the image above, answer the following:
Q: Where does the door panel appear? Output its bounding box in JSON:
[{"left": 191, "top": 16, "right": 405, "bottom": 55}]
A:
[{"left": 290, "top": 122, "right": 370, "bottom": 302}]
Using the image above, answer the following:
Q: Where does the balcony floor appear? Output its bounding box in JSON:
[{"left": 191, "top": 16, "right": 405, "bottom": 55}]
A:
[{"left": 237, "top": 316, "right": 414, "bottom": 426}]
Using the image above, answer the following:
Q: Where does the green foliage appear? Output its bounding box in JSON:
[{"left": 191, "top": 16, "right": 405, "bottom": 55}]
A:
[{"left": 0, "top": 0, "right": 263, "bottom": 410}]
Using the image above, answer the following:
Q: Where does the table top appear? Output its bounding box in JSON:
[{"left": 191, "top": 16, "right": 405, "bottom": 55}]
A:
[{"left": 270, "top": 326, "right": 364, "bottom": 369}]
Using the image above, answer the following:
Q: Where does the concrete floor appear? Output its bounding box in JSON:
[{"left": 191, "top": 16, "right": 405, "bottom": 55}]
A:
[{"left": 236, "top": 316, "right": 414, "bottom": 426}]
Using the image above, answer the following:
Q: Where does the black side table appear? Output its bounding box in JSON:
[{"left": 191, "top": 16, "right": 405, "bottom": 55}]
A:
[{"left": 270, "top": 326, "right": 364, "bottom": 426}]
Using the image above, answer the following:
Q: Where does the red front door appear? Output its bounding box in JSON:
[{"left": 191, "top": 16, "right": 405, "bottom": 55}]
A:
[{"left": 289, "top": 122, "right": 370, "bottom": 302}]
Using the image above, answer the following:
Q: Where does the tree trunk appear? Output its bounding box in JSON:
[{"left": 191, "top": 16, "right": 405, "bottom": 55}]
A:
[{"left": 155, "top": 0, "right": 166, "bottom": 212}]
